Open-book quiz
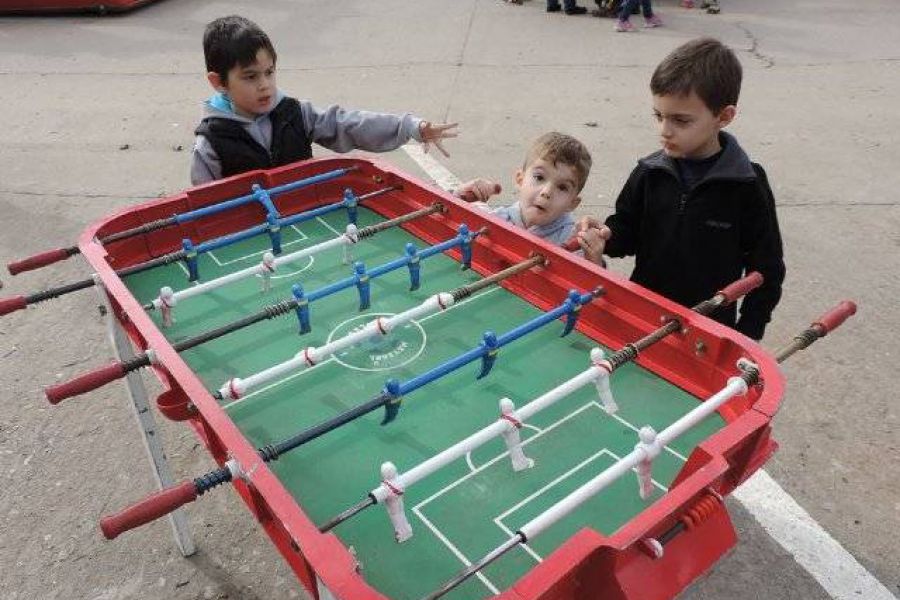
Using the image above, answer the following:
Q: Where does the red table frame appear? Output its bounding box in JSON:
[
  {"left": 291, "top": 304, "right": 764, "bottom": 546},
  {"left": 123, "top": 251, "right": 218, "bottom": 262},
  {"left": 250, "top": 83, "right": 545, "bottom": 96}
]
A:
[{"left": 81, "top": 156, "right": 784, "bottom": 600}]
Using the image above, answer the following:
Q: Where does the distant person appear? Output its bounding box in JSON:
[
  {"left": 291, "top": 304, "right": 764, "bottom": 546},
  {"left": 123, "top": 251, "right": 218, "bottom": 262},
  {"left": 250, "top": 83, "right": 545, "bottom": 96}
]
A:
[
  {"left": 190, "top": 15, "right": 458, "bottom": 185},
  {"left": 577, "top": 38, "right": 785, "bottom": 339},
  {"left": 547, "top": 0, "right": 588, "bottom": 15},
  {"left": 454, "top": 132, "right": 607, "bottom": 264},
  {"left": 682, "top": 0, "right": 720, "bottom": 13},
  {"left": 614, "top": 0, "right": 663, "bottom": 31}
]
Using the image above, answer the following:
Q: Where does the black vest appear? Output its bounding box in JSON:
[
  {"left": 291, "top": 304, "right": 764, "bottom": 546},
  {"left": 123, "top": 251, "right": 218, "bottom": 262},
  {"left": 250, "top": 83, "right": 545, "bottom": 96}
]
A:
[{"left": 195, "top": 97, "right": 313, "bottom": 178}]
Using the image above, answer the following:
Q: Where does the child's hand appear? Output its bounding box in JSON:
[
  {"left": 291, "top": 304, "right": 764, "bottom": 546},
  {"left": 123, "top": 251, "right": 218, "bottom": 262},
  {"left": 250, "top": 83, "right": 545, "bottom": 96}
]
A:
[
  {"left": 456, "top": 178, "right": 502, "bottom": 203},
  {"left": 576, "top": 216, "right": 611, "bottom": 265},
  {"left": 419, "top": 121, "right": 459, "bottom": 157}
]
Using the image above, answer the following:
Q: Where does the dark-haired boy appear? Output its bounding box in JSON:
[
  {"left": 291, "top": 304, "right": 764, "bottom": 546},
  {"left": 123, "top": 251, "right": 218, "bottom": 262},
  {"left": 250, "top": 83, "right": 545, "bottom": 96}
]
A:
[
  {"left": 191, "top": 15, "right": 457, "bottom": 185},
  {"left": 580, "top": 37, "right": 785, "bottom": 340}
]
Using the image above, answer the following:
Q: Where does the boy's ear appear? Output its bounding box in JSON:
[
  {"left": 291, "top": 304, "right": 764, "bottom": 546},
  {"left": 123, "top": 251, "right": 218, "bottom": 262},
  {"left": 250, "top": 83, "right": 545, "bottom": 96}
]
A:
[
  {"left": 206, "top": 71, "right": 226, "bottom": 92},
  {"left": 514, "top": 168, "right": 525, "bottom": 188},
  {"left": 717, "top": 105, "right": 737, "bottom": 128},
  {"left": 570, "top": 195, "right": 582, "bottom": 210}
]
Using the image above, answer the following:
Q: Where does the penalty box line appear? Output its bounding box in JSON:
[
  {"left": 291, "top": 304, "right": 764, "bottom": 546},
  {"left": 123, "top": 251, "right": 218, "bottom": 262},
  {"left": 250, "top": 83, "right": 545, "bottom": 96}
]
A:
[
  {"left": 412, "top": 507, "right": 502, "bottom": 597},
  {"left": 208, "top": 222, "right": 310, "bottom": 267},
  {"left": 220, "top": 285, "right": 503, "bottom": 411},
  {"left": 414, "top": 401, "right": 682, "bottom": 570},
  {"left": 168, "top": 217, "right": 334, "bottom": 294},
  {"left": 493, "top": 445, "right": 670, "bottom": 565}
]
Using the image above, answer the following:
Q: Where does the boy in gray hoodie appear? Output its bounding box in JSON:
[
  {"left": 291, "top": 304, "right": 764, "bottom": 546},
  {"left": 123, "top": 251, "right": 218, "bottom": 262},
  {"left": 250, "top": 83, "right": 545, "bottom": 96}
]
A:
[
  {"left": 453, "top": 132, "right": 608, "bottom": 265},
  {"left": 190, "top": 15, "right": 457, "bottom": 185}
]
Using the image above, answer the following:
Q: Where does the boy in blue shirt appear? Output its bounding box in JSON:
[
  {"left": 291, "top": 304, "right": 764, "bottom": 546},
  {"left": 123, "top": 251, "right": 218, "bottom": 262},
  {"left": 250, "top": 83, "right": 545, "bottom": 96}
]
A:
[
  {"left": 191, "top": 15, "right": 458, "bottom": 185},
  {"left": 579, "top": 38, "right": 785, "bottom": 339}
]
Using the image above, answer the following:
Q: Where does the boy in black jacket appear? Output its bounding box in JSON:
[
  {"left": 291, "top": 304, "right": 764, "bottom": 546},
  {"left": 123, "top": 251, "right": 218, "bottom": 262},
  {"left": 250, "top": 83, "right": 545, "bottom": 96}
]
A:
[{"left": 579, "top": 37, "right": 785, "bottom": 339}]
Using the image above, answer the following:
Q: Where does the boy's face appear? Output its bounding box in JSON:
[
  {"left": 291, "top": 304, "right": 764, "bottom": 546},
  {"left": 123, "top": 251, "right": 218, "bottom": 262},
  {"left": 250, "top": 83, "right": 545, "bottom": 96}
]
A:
[
  {"left": 652, "top": 91, "right": 736, "bottom": 160},
  {"left": 208, "top": 48, "right": 277, "bottom": 118},
  {"left": 514, "top": 158, "right": 582, "bottom": 228}
]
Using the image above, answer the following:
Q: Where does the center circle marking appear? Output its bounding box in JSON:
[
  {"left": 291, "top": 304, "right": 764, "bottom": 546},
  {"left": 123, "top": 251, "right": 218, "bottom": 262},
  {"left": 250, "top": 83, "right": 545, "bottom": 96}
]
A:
[{"left": 326, "top": 312, "right": 427, "bottom": 372}]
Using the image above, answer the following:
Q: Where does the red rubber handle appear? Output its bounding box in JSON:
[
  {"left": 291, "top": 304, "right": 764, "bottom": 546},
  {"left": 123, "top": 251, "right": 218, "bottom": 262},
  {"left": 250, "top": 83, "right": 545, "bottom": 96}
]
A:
[
  {"left": 0, "top": 296, "right": 27, "bottom": 316},
  {"left": 7, "top": 248, "right": 72, "bottom": 275},
  {"left": 45, "top": 362, "right": 127, "bottom": 404},
  {"left": 812, "top": 300, "right": 857, "bottom": 335},
  {"left": 716, "top": 271, "right": 764, "bottom": 304},
  {"left": 100, "top": 481, "right": 198, "bottom": 540}
]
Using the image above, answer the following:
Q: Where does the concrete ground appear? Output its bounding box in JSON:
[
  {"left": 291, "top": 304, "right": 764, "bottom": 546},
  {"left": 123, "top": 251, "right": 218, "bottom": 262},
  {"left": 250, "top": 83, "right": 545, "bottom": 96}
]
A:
[{"left": 0, "top": 1, "right": 898, "bottom": 599}]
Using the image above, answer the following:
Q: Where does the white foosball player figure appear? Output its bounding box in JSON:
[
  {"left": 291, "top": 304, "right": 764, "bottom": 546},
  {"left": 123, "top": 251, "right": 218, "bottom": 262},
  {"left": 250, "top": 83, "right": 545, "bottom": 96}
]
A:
[
  {"left": 635, "top": 425, "right": 660, "bottom": 500},
  {"left": 342, "top": 223, "right": 359, "bottom": 265},
  {"left": 158, "top": 286, "right": 176, "bottom": 328},
  {"left": 499, "top": 398, "right": 534, "bottom": 471},
  {"left": 380, "top": 461, "right": 413, "bottom": 543},
  {"left": 260, "top": 251, "right": 276, "bottom": 293},
  {"left": 590, "top": 348, "right": 618, "bottom": 414}
]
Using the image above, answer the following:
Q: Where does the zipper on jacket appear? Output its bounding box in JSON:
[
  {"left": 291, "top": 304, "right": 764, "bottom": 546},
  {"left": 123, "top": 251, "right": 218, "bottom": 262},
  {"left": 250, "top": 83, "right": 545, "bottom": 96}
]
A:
[{"left": 678, "top": 192, "right": 688, "bottom": 214}]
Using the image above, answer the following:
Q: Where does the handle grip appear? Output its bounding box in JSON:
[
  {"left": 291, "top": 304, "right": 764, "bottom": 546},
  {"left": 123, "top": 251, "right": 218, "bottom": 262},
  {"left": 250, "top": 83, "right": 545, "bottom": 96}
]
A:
[
  {"left": 0, "top": 296, "right": 27, "bottom": 316},
  {"left": 100, "top": 481, "right": 198, "bottom": 540},
  {"left": 812, "top": 300, "right": 857, "bottom": 335},
  {"left": 46, "top": 362, "right": 127, "bottom": 404},
  {"left": 8, "top": 248, "right": 74, "bottom": 275},
  {"left": 716, "top": 271, "right": 764, "bottom": 304}
]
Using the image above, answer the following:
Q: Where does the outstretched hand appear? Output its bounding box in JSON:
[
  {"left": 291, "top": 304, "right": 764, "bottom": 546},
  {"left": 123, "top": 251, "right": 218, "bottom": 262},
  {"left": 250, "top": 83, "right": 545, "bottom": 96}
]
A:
[
  {"left": 575, "top": 216, "right": 612, "bottom": 265},
  {"left": 419, "top": 121, "right": 459, "bottom": 157},
  {"left": 455, "top": 178, "right": 502, "bottom": 203}
]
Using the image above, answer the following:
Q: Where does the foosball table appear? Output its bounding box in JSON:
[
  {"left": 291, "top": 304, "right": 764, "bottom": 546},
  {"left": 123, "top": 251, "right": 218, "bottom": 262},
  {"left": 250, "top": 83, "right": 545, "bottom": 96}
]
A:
[{"left": 1, "top": 156, "right": 856, "bottom": 600}]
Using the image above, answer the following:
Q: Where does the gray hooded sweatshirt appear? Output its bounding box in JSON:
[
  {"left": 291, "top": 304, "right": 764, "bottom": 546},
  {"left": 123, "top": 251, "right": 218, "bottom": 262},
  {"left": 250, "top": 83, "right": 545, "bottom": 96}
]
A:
[{"left": 190, "top": 90, "right": 424, "bottom": 185}]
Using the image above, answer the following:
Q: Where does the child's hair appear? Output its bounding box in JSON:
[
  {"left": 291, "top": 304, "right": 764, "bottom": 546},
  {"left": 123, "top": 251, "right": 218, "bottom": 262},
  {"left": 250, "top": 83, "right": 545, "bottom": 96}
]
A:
[
  {"left": 523, "top": 132, "right": 592, "bottom": 192},
  {"left": 650, "top": 37, "right": 742, "bottom": 114},
  {"left": 203, "top": 15, "right": 277, "bottom": 84}
]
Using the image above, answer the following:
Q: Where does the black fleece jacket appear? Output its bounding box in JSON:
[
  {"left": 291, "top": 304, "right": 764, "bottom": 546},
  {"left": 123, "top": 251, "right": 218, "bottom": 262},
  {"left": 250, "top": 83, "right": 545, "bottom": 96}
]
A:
[{"left": 605, "top": 132, "right": 785, "bottom": 340}]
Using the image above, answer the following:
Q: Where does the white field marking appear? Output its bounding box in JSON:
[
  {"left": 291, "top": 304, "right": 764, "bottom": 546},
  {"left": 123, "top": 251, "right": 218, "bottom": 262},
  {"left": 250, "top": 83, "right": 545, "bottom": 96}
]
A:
[
  {"left": 412, "top": 506, "right": 500, "bottom": 596},
  {"left": 176, "top": 260, "right": 193, "bottom": 280},
  {"left": 326, "top": 313, "right": 428, "bottom": 373},
  {"left": 494, "top": 519, "right": 542, "bottom": 563},
  {"left": 221, "top": 286, "right": 501, "bottom": 409},
  {"left": 415, "top": 402, "right": 599, "bottom": 511},
  {"left": 603, "top": 447, "right": 670, "bottom": 493},
  {"left": 323, "top": 285, "right": 500, "bottom": 374},
  {"left": 492, "top": 447, "right": 666, "bottom": 527},
  {"left": 463, "top": 421, "right": 545, "bottom": 473},
  {"left": 465, "top": 452, "right": 477, "bottom": 473},
  {"left": 316, "top": 216, "right": 343, "bottom": 236},
  {"left": 734, "top": 471, "right": 898, "bottom": 600},
  {"left": 268, "top": 255, "right": 315, "bottom": 280},
  {"left": 413, "top": 401, "right": 680, "bottom": 575},
  {"left": 607, "top": 411, "right": 688, "bottom": 462},
  {"left": 494, "top": 448, "right": 613, "bottom": 535},
  {"left": 400, "top": 153, "right": 896, "bottom": 600},
  {"left": 490, "top": 446, "right": 668, "bottom": 567},
  {"left": 221, "top": 357, "right": 336, "bottom": 411},
  {"left": 443, "top": 396, "right": 683, "bottom": 492},
  {"left": 207, "top": 224, "right": 309, "bottom": 267},
  {"left": 401, "top": 143, "right": 462, "bottom": 192},
  {"left": 417, "top": 286, "right": 502, "bottom": 324}
]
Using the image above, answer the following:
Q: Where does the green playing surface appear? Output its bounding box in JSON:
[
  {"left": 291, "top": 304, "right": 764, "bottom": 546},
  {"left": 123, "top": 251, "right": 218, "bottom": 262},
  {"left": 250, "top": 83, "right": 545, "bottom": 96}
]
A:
[{"left": 123, "top": 207, "right": 725, "bottom": 600}]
